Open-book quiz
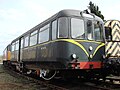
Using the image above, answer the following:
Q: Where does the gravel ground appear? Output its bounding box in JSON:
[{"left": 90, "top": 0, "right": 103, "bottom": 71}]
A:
[{"left": 0, "top": 64, "right": 46, "bottom": 90}]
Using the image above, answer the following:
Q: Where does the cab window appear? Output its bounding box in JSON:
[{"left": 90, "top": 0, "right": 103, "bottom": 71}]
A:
[
  {"left": 58, "top": 17, "right": 68, "bottom": 38},
  {"left": 71, "top": 18, "right": 85, "bottom": 39},
  {"left": 87, "top": 20, "right": 93, "bottom": 40},
  {"left": 94, "top": 21, "right": 103, "bottom": 41}
]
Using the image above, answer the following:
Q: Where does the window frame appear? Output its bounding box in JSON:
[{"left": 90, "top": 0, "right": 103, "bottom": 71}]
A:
[
  {"left": 38, "top": 23, "right": 50, "bottom": 44},
  {"left": 11, "top": 42, "right": 15, "bottom": 51},
  {"left": 94, "top": 21, "right": 104, "bottom": 41},
  {"left": 57, "top": 17, "right": 69, "bottom": 39},
  {"left": 24, "top": 35, "right": 29, "bottom": 47},
  {"left": 52, "top": 20, "right": 57, "bottom": 40},
  {"left": 15, "top": 40, "right": 19, "bottom": 50},
  {"left": 71, "top": 18, "right": 85, "bottom": 39},
  {"left": 30, "top": 30, "right": 38, "bottom": 46},
  {"left": 20, "top": 37, "right": 24, "bottom": 49},
  {"left": 86, "top": 19, "right": 94, "bottom": 40}
]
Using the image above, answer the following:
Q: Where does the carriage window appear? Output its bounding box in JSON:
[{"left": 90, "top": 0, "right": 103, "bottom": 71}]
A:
[
  {"left": 15, "top": 40, "right": 19, "bottom": 50},
  {"left": 52, "top": 20, "right": 57, "bottom": 40},
  {"left": 24, "top": 36, "right": 29, "bottom": 47},
  {"left": 12, "top": 43, "right": 15, "bottom": 51},
  {"left": 58, "top": 17, "right": 68, "bottom": 38},
  {"left": 71, "top": 18, "right": 85, "bottom": 39},
  {"left": 21, "top": 38, "right": 23, "bottom": 48},
  {"left": 87, "top": 20, "right": 93, "bottom": 40},
  {"left": 30, "top": 30, "right": 37, "bottom": 46},
  {"left": 39, "top": 24, "right": 49, "bottom": 43},
  {"left": 94, "top": 21, "right": 103, "bottom": 41}
]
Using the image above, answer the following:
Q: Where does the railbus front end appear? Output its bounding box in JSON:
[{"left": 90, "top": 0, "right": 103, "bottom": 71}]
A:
[{"left": 51, "top": 11, "right": 106, "bottom": 79}]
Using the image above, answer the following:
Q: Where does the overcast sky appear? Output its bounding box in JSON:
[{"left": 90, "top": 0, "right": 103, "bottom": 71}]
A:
[{"left": 0, "top": 0, "right": 120, "bottom": 55}]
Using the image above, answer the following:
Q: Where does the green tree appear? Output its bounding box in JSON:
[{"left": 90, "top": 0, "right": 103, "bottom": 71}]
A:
[{"left": 88, "top": 1, "right": 104, "bottom": 21}]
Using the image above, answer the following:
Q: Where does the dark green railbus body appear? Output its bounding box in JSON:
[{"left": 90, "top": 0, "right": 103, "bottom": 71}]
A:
[{"left": 3, "top": 10, "right": 106, "bottom": 79}]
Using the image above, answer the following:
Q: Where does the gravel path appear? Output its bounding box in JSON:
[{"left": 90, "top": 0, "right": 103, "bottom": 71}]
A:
[{"left": 0, "top": 64, "right": 45, "bottom": 90}]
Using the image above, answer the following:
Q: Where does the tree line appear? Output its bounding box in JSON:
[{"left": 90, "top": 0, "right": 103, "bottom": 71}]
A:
[{"left": 88, "top": 1, "right": 104, "bottom": 21}]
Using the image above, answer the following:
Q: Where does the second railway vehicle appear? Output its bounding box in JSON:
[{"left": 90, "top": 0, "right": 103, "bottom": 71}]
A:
[
  {"left": 104, "top": 20, "right": 120, "bottom": 76},
  {"left": 3, "top": 9, "right": 108, "bottom": 80}
]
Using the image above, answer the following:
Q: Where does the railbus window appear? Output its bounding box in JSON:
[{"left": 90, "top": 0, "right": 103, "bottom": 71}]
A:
[
  {"left": 87, "top": 20, "right": 93, "bottom": 40},
  {"left": 52, "top": 20, "right": 57, "bottom": 40},
  {"left": 21, "top": 38, "right": 23, "bottom": 48},
  {"left": 30, "top": 30, "right": 38, "bottom": 46},
  {"left": 8, "top": 45, "right": 11, "bottom": 51},
  {"left": 71, "top": 18, "right": 85, "bottom": 39},
  {"left": 94, "top": 21, "right": 103, "bottom": 41},
  {"left": 12, "top": 43, "right": 15, "bottom": 51},
  {"left": 24, "top": 36, "right": 29, "bottom": 47},
  {"left": 58, "top": 17, "right": 68, "bottom": 38},
  {"left": 15, "top": 40, "right": 19, "bottom": 50},
  {"left": 39, "top": 24, "right": 50, "bottom": 43}
]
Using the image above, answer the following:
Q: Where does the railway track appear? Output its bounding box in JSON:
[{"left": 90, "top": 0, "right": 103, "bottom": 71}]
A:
[
  {"left": 2, "top": 65, "right": 67, "bottom": 90},
  {"left": 2, "top": 65, "right": 120, "bottom": 90}
]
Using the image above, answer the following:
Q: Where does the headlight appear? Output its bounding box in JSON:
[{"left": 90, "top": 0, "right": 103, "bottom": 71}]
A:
[
  {"left": 89, "top": 54, "right": 93, "bottom": 58},
  {"left": 71, "top": 54, "right": 77, "bottom": 59},
  {"left": 102, "top": 55, "right": 106, "bottom": 59},
  {"left": 89, "top": 46, "right": 93, "bottom": 51}
]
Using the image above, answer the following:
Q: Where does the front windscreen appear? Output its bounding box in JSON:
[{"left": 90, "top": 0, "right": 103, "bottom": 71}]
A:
[
  {"left": 86, "top": 20, "right": 104, "bottom": 41},
  {"left": 58, "top": 17, "right": 68, "bottom": 38},
  {"left": 58, "top": 17, "right": 104, "bottom": 41},
  {"left": 87, "top": 20, "right": 93, "bottom": 40},
  {"left": 71, "top": 18, "right": 85, "bottom": 39},
  {"left": 94, "top": 21, "right": 103, "bottom": 41}
]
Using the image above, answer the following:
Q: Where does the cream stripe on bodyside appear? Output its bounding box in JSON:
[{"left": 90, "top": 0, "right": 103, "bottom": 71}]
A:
[
  {"left": 112, "top": 32, "right": 120, "bottom": 41},
  {"left": 104, "top": 20, "right": 111, "bottom": 27},
  {"left": 112, "top": 25, "right": 120, "bottom": 34},
  {"left": 62, "top": 39, "right": 89, "bottom": 57},
  {"left": 93, "top": 43, "right": 105, "bottom": 56},
  {"left": 112, "top": 45, "right": 119, "bottom": 56},
  {"left": 108, "top": 42, "right": 117, "bottom": 54},
  {"left": 106, "top": 42, "right": 112, "bottom": 52},
  {"left": 111, "top": 21, "right": 120, "bottom": 28},
  {"left": 111, "top": 21, "right": 117, "bottom": 28}
]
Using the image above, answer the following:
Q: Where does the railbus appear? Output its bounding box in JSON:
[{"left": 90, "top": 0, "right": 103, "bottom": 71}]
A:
[{"left": 3, "top": 9, "right": 108, "bottom": 80}]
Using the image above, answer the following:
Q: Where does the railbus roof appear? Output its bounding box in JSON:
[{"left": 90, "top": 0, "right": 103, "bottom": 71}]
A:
[{"left": 11, "top": 9, "right": 103, "bottom": 43}]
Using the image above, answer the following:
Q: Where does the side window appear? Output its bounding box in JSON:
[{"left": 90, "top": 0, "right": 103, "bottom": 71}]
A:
[
  {"left": 15, "top": 40, "right": 19, "bottom": 50},
  {"left": 21, "top": 38, "right": 23, "bottom": 48},
  {"left": 12, "top": 43, "right": 15, "bottom": 51},
  {"left": 39, "top": 24, "right": 49, "bottom": 43},
  {"left": 52, "top": 20, "right": 57, "bottom": 40},
  {"left": 24, "top": 36, "right": 29, "bottom": 47},
  {"left": 58, "top": 17, "right": 68, "bottom": 38},
  {"left": 30, "top": 30, "right": 38, "bottom": 46},
  {"left": 87, "top": 20, "right": 93, "bottom": 40}
]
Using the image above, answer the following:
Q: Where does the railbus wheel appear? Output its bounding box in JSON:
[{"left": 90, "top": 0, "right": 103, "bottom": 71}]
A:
[{"left": 40, "top": 69, "right": 56, "bottom": 80}]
